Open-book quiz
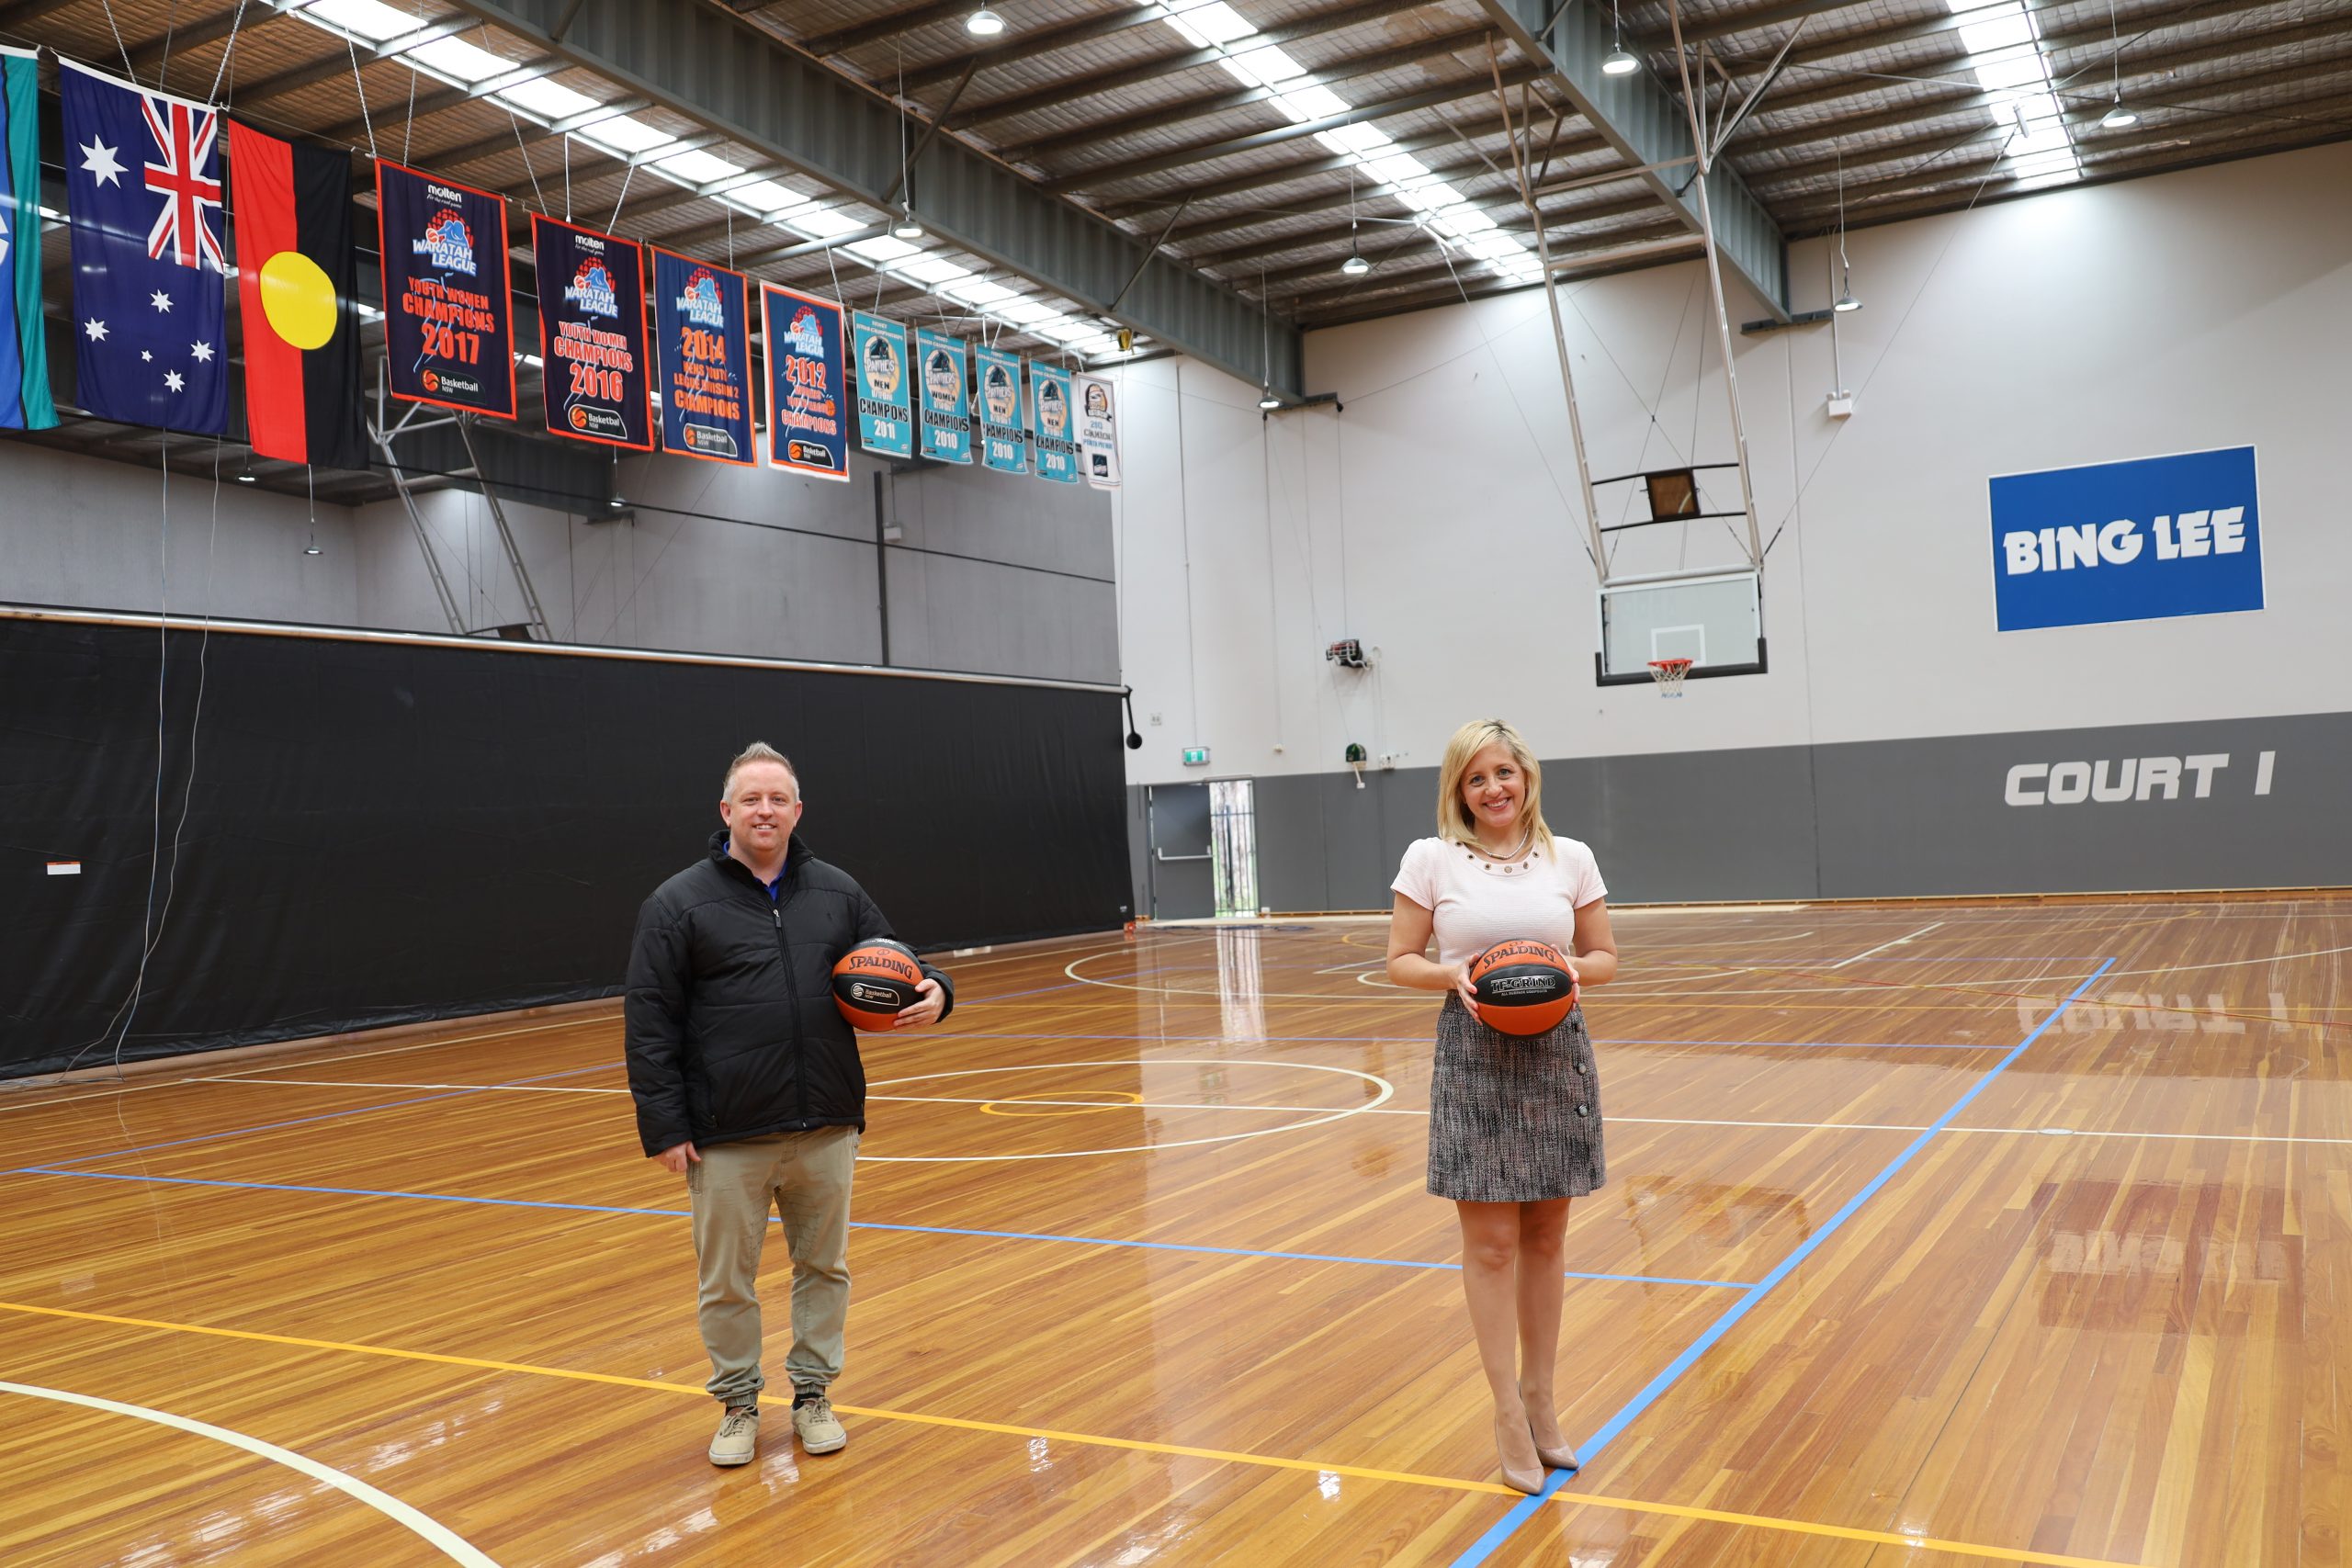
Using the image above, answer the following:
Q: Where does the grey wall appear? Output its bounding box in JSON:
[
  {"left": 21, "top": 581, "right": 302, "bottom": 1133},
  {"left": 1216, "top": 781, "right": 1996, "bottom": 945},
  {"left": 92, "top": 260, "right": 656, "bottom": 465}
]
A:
[
  {"left": 1225, "top": 710, "right": 2350, "bottom": 911},
  {"left": 2, "top": 434, "right": 1117, "bottom": 687}
]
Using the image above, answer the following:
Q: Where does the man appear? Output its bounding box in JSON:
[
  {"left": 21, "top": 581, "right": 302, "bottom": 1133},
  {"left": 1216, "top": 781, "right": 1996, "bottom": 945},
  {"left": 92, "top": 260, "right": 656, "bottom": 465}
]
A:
[{"left": 625, "top": 742, "right": 952, "bottom": 1467}]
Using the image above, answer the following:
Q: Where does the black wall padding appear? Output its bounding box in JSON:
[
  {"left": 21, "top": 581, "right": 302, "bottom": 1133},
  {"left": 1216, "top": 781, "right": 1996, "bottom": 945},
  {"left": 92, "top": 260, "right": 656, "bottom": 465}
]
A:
[{"left": 0, "top": 616, "right": 1129, "bottom": 1080}]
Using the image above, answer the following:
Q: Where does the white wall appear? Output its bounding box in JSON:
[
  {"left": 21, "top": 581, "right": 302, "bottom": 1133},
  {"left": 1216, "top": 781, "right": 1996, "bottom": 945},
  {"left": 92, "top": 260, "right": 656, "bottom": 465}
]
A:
[{"left": 1115, "top": 140, "right": 2352, "bottom": 786}]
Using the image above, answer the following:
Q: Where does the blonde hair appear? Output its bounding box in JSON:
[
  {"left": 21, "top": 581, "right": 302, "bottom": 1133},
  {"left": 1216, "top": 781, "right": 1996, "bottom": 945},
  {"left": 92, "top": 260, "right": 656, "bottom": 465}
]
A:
[
  {"left": 721, "top": 741, "right": 800, "bottom": 800},
  {"left": 1433, "top": 718, "right": 1554, "bottom": 852}
]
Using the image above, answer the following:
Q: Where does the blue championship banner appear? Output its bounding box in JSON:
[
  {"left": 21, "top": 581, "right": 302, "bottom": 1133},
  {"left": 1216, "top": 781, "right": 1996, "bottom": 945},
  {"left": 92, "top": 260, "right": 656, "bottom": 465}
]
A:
[
  {"left": 853, "top": 310, "right": 911, "bottom": 459},
  {"left": 916, "top": 326, "right": 970, "bottom": 465},
  {"left": 1990, "top": 446, "right": 2265, "bottom": 631},
  {"left": 760, "top": 282, "right": 848, "bottom": 482},
  {"left": 376, "top": 160, "right": 515, "bottom": 418},
  {"left": 651, "top": 246, "right": 752, "bottom": 465},
  {"left": 532, "top": 214, "right": 650, "bottom": 450},
  {"left": 1030, "top": 362, "right": 1080, "bottom": 485},
  {"left": 975, "top": 345, "right": 1028, "bottom": 475}
]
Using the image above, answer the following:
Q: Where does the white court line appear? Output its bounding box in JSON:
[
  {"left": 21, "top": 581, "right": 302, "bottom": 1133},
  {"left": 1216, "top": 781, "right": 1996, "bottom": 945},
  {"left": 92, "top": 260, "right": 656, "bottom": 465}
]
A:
[
  {"left": 0, "top": 1382, "right": 502, "bottom": 1566},
  {"left": 153, "top": 1078, "right": 2352, "bottom": 1146},
  {"left": 1827, "top": 921, "right": 1946, "bottom": 969}
]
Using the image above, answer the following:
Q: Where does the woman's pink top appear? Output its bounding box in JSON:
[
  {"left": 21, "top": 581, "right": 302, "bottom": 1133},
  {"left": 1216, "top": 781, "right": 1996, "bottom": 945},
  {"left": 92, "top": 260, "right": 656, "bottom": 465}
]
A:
[{"left": 1391, "top": 833, "right": 1609, "bottom": 967}]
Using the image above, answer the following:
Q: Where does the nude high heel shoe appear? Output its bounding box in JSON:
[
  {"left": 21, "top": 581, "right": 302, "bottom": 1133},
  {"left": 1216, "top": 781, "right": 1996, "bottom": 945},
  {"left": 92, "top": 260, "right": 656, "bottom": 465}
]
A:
[{"left": 1493, "top": 1413, "right": 1545, "bottom": 1495}]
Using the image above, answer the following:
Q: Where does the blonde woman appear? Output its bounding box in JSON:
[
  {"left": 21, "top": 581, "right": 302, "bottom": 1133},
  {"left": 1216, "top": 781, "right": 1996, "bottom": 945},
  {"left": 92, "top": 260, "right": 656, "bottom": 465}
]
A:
[{"left": 1385, "top": 718, "right": 1619, "bottom": 1493}]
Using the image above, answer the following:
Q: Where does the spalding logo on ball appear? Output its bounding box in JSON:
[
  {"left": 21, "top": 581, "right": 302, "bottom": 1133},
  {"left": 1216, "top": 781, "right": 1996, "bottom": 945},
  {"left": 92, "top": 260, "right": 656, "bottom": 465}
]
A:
[
  {"left": 832, "top": 938, "right": 924, "bottom": 1031},
  {"left": 1468, "top": 939, "right": 1577, "bottom": 1035}
]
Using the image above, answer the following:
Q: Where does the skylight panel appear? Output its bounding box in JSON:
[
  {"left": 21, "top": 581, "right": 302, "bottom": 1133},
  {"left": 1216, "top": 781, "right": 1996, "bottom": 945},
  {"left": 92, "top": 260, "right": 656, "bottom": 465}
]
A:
[
  {"left": 901, "top": 257, "right": 976, "bottom": 285},
  {"left": 724, "top": 180, "right": 811, "bottom": 216},
  {"left": 846, "top": 235, "right": 922, "bottom": 263},
  {"left": 786, "top": 208, "right": 868, "bottom": 240},
  {"left": 577, "top": 116, "right": 676, "bottom": 156},
  {"left": 1272, "top": 85, "right": 1351, "bottom": 123},
  {"left": 1223, "top": 45, "right": 1307, "bottom": 88},
  {"left": 1363, "top": 152, "right": 1433, "bottom": 186},
  {"left": 996, "top": 299, "right": 1060, "bottom": 323},
  {"left": 1434, "top": 207, "right": 1500, "bottom": 235},
  {"left": 498, "top": 77, "right": 600, "bottom": 119},
  {"left": 656, "top": 149, "right": 739, "bottom": 185},
  {"left": 302, "top": 0, "right": 412, "bottom": 43},
  {"left": 1165, "top": 2, "right": 1258, "bottom": 47},
  {"left": 408, "top": 36, "right": 513, "bottom": 85},
  {"left": 1969, "top": 51, "right": 2045, "bottom": 92},
  {"left": 1956, "top": 11, "right": 2036, "bottom": 55},
  {"left": 1316, "top": 125, "right": 1394, "bottom": 156},
  {"left": 1398, "top": 181, "right": 1469, "bottom": 212},
  {"left": 944, "top": 279, "right": 1019, "bottom": 305}
]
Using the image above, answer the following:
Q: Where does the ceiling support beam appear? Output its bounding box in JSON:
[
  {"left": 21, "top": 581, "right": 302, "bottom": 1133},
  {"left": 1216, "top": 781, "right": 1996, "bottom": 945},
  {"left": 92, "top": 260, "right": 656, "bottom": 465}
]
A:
[
  {"left": 1470, "top": 0, "right": 1788, "bottom": 319},
  {"left": 436, "top": 0, "right": 1299, "bottom": 391}
]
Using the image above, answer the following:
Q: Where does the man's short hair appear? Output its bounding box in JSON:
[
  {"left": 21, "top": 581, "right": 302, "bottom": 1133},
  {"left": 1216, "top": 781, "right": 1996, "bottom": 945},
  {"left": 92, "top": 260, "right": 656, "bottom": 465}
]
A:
[{"left": 722, "top": 741, "right": 799, "bottom": 799}]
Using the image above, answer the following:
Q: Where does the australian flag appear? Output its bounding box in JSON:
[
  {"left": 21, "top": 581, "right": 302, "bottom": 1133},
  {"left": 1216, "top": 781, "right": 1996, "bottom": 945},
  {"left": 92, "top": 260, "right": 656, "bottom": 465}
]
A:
[{"left": 62, "top": 60, "right": 227, "bottom": 434}]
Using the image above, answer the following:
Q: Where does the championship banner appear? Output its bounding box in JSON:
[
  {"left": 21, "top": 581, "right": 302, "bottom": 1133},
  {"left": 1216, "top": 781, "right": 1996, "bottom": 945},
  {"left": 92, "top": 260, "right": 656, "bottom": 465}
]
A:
[
  {"left": 229, "top": 120, "right": 367, "bottom": 468},
  {"left": 531, "top": 213, "right": 651, "bottom": 450},
  {"left": 376, "top": 160, "right": 515, "bottom": 418},
  {"left": 0, "top": 46, "right": 55, "bottom": 431},
  {"left": 852, "top": 310, "right": 911, "bottom": 459},
  {"left": 651, "top": 247, "right": 752, "bottom": 465},
  {"left": 61, "top": 60, "right": 227, "bottom": 434},
  {"left": 1076, "top": 372, "right": 1122, "bottom": 489},
  {"left": 975, "top": 344, "right": 1028, "bottom": 476},
  {"left": 760, "top": 282, "right": 848, "bottom": 482},
  {"left": 1030, "top": 362, "right": 1080, "bottom": 485},
  {"left": 916, "top": 327, "right": 970, "bottom": 465}
]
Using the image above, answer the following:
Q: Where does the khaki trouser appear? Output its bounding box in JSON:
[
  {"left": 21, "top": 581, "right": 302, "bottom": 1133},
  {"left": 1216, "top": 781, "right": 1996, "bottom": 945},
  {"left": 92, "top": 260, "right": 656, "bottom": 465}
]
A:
[{"left": 685, "top": 1125, "right": 858, "bottom": 1407}]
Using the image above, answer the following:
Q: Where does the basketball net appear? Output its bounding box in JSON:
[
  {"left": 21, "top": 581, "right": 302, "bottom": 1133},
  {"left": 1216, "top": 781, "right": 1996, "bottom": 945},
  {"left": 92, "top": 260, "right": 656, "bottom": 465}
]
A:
[{"left": 1647, "top": 658, "right": 1693, "bottom": 697}]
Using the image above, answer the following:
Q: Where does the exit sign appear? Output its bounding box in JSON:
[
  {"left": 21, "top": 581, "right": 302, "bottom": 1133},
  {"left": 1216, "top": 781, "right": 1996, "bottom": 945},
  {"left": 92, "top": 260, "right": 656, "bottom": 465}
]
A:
[{"left": 1182, "top": 747, "right": 1210, "bottom": 766}]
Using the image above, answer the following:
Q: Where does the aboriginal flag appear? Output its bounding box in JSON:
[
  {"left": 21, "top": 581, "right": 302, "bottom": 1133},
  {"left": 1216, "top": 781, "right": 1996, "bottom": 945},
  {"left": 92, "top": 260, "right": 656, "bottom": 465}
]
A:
[{"left": 229, "top": 121, "right": 366, "bottom": 468}]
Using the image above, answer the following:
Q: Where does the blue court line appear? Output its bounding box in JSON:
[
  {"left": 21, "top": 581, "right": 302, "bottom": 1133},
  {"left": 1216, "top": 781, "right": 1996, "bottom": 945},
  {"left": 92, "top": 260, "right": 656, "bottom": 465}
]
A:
[
  {"left": 11, "top": 1167, "right": 1752, "bottom": 1292},
  {"left": 24, "top": 1061, "right": 621, "bottom": 1174},
  {"left": 1445, "top": 954, "right": 2119, "bottom": 1566}
]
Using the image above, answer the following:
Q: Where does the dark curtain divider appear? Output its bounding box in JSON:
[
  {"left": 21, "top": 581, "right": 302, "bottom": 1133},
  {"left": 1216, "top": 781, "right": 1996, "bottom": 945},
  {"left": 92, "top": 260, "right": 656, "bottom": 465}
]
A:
[{"left": 0, "top": 617, "right": 1131, "bottom": 1079}]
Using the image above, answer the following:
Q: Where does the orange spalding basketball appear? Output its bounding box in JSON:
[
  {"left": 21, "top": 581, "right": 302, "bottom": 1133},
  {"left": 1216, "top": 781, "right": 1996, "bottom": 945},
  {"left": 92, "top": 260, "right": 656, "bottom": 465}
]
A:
[
  {"left": 832, "top": 939, "right": 924, "bottom": 1031},
  {"left": 1468, "top": 940, "right": 1577, "bottom": 1035}
]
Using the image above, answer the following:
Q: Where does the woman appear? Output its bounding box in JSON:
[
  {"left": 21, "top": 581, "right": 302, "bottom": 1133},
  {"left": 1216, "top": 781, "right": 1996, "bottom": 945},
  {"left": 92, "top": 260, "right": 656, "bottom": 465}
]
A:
[{"left": 1385, "top": 718, "right": 1619, "bottom": 1494}]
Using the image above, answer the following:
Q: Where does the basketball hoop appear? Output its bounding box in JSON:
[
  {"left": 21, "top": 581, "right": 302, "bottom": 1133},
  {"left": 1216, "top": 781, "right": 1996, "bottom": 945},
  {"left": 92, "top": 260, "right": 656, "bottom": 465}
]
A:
[{"left": 1647, "top": 657, "right": 1694, "bottom": 697}]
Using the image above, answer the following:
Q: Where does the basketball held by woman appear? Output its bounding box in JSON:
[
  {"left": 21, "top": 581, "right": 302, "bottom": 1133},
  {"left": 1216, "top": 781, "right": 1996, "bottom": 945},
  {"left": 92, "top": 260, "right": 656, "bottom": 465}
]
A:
[{"left": 1385, "top": 718, "right": 1619, "bottom": 1494}]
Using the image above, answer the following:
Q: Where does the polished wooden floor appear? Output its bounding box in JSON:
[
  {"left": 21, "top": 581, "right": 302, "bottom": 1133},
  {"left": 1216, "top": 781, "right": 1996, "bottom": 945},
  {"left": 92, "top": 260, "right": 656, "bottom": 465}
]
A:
[{"left": 2, "top": 897, "right": 2347, "bottom": 1566}]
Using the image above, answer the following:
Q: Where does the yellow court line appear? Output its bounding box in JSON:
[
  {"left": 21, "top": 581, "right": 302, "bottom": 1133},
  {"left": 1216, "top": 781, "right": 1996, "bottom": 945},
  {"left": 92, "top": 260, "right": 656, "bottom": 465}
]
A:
[{"left": 0, "top": 1299, "right": 2145, "bottom": 1568}]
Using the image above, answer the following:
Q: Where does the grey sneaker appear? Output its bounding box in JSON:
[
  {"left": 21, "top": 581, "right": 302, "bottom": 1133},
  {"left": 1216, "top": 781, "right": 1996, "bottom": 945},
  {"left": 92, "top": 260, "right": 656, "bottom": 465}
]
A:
[
  {"left": 707, "top": 1404, "right": 758, "bottom": 1467},
  {"left": 792, "top": 1394, "right": 847, "bottom": 1454}
]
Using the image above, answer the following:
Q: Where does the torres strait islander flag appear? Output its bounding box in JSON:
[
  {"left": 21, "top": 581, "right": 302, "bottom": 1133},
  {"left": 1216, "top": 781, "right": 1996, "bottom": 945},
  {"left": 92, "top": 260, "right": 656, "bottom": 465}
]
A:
[
  {"left": 229, "top": 120, "right": 367, "bottom": 468},
  {"left": 61, "top": 59, "right": 228, "bottom": 434},
  {"left": 0, "top": 46, "right": 56, "bottom": 430}
]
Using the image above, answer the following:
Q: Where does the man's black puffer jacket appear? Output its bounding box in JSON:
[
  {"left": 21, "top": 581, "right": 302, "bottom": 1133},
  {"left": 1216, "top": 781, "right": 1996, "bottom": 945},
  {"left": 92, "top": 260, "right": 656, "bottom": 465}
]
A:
[{"left": 624, "top": 829, "right": 954, "bottom": 1156}]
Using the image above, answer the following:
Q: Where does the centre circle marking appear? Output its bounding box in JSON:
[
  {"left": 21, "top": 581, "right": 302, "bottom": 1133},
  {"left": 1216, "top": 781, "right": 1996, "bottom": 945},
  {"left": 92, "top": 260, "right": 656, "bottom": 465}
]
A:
[
  {"left": 978, "top": 1089, "right": 1145, "bottom": 1119},
  {"left": 859, "top": 1059, "right": 1395, "bottom": 1162}
]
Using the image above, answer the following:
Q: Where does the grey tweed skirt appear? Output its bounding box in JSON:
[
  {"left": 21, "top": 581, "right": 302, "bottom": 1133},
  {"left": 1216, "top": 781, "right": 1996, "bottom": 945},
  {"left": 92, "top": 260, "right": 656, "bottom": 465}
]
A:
[{"left": 1427, "top": 990, "right": 1606, "bottom": 1202}]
